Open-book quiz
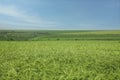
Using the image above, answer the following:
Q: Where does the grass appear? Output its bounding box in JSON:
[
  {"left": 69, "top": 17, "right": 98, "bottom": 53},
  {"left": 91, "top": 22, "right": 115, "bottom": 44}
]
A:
[
  {"left": 0, "top": 41, "right": 120, "bottom": 80},
  {"left": 0, "top": 30, "right": 120, "bottom": 80}
]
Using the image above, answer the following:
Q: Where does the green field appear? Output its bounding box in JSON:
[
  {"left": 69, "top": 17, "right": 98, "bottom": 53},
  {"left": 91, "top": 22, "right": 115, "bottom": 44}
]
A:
[
  {"left": 0, "top": 30, "right": 120, "bottom": 80},
  {"left": 0, "top": 30, "right": 120, "bottom": 41}
]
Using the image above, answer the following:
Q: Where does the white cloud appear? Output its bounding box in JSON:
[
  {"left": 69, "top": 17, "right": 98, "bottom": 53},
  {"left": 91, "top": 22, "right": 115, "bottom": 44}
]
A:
[
  {"left": 0, "top": 4, "right": 57, "bottom": 29},
  {"left": 0, "top": 5, "right": 41, "bottom": 23}
]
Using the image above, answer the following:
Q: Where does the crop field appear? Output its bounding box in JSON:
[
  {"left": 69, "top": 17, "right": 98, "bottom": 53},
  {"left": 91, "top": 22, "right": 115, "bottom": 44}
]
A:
[
  {"left": 0, "top": 30, "right": 120, "bottom": 41},
  {"left": 0, "top": 30, "right": 120, "bottom": 80}
]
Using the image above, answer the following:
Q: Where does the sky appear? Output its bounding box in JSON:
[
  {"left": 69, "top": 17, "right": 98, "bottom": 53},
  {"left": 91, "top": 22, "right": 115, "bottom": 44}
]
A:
[{"left": 0, "top": 0, "right": 120, "bottom": 30}]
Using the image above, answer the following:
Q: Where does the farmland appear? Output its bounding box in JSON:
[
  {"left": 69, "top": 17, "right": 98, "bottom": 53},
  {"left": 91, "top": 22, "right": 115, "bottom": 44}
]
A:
[
  {"left": 0, "top": 30, "right": 120, "bottom": 41},
  {"left": 0, "top": 30, "right": 120, "bottom": 80}
]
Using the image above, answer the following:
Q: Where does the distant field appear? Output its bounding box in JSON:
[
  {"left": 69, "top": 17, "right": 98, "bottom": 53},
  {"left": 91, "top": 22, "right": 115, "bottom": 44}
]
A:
[
  {"left": 0, "top": 30, "right": 120, "bottom": 41},
  {"left": 0, "top": 30, "right": 120, "bottom": 80}
]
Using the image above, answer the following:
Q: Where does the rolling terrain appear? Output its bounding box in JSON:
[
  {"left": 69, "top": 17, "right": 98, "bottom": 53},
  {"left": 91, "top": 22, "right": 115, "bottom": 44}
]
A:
[{"left": 0, "top": 30, "right": 120, "bottom": 80}]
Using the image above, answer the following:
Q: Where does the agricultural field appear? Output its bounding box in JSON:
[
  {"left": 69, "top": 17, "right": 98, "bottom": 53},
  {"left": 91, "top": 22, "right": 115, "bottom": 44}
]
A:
[
  {"left": 0, "top": 30, "right": 120, "bottom": 41},
  {"left": 0, "top": 30, "right": 120, "bottom": 80}
]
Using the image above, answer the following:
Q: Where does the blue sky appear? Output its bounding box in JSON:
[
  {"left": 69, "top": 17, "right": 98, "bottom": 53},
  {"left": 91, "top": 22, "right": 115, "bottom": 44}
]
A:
[{"left": 0, "top": 0, "right": 120, "bottom": 30}]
